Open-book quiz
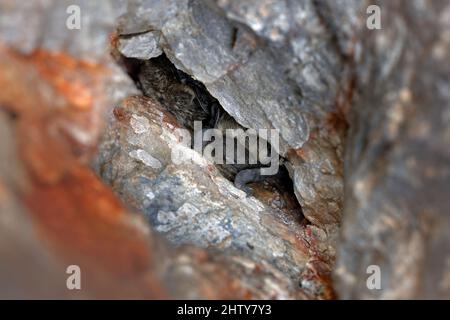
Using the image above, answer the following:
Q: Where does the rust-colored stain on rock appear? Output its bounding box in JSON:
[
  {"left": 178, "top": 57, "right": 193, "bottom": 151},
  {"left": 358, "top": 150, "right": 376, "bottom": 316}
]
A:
[{"left": 0, "top": 44, "right": 169, "bottom": 298}]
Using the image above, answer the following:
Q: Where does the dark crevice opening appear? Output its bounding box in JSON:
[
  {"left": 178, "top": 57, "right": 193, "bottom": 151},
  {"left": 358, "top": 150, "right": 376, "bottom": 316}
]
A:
[{"left": 115, "top": 51, "right": 304, "bottom": 221}]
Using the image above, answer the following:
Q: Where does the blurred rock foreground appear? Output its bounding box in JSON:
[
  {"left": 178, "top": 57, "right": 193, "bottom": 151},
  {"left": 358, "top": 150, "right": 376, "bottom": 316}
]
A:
[{"left": 0, "top": 0, "right": 449, "bottom": 299}]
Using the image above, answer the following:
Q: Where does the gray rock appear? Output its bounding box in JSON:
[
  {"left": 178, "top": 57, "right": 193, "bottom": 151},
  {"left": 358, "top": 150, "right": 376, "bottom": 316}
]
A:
[
  {"left": 335, "top": 0, "right": 450, "bottom": 299},
  {"left": 97, "top": 96, "right": 325, "bottom": 292},
  {"left": 121, "top": 0, "right": 310, "bottom": 151},
  {"left": 0, "top": 0, "right": 313, "bottom": 299},
  {"left": 118, "top": 0, "right": 353, "bottom": 231},
  {"left": 0, "top": 0, "right": 128, "bottom": 61},
  {"left": 117, "top": 31, "right": 163, "bottom": 59},
  {"left": 5, "top": 0, "right": 448, "bottom": 300},
  {"left": 214, "top": 0, "right": 365, "bottom": 229}
]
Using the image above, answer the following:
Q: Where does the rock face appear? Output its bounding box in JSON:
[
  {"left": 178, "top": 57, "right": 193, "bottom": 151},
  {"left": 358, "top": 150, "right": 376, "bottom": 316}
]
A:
[
  {"left": 97, "top": 95, "right": 334, "bottom": 298},
  {"left": 335, "top": 0, "right": 450, "bottom": 299},
  {"left": 0, "top": 0, "right": 333, "bottom": 299},
  {"left": 1, "top": 0, "right": 449, "bottom": 300},
  {"left": 98, "top": 0, "right": 354, "bottom": 297},
  {"left": 115, "top": 0, "right": 353, "bottom": 241}
]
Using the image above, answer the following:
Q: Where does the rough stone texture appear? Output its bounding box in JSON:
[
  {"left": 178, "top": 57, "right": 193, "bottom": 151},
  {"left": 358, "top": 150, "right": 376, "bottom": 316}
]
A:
[
  {"left": 0, "top": 0, "right": 324, "bottom": 299},
  {"left": 0, "top": 0, "right": 127, "bottom": 61},
  {"left": 118, "top": 1, "right": 312, "bottom": 153},
  {"left": 212, "top": 0, "right": 365, "bottom": 230},
  {"left": 335, "top": 0, "right": 450, "bottom": 299},
  {"left": 117, "top": 31, "right": 163, "bottom": 59},
  {"left": 96, "top": 95, "right": 334, "bottom": 298},
  {"left": 2, "top": 0, "right": 449, "bottom": 300},
  {"left": 0, "top": 111, "right": 70, "bottom": 299},
  {"left": 116, "top": 0, "right": 354, "bottom": 237}
]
